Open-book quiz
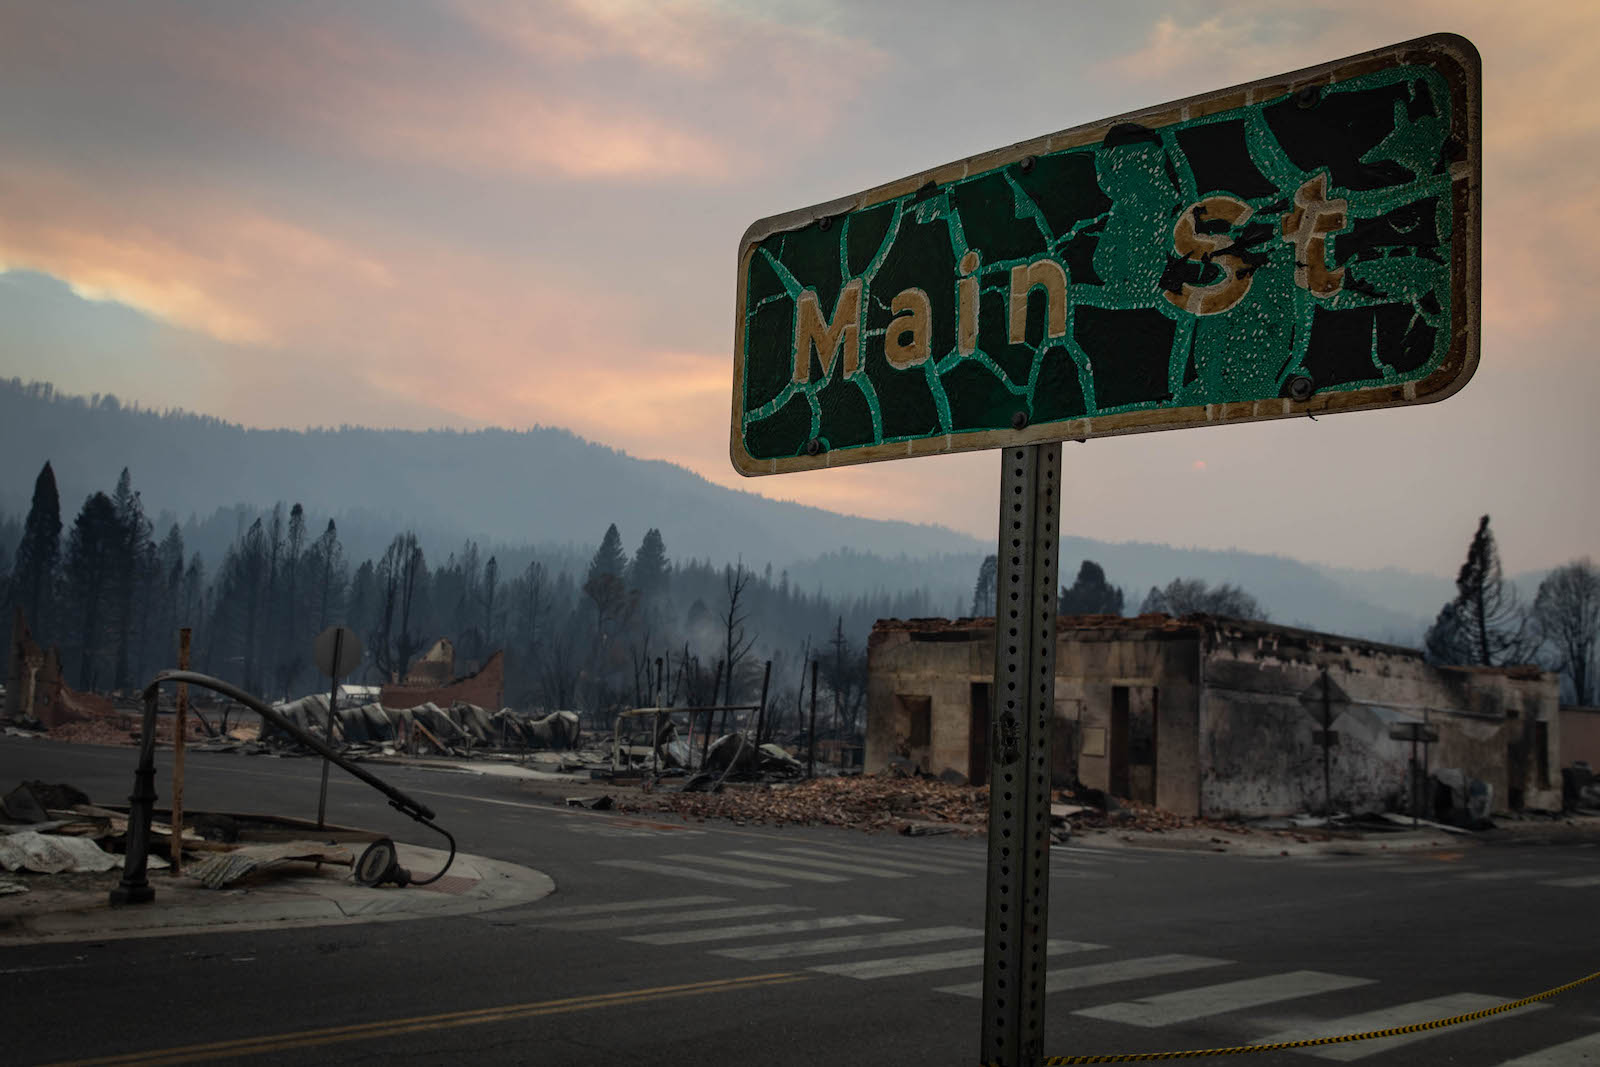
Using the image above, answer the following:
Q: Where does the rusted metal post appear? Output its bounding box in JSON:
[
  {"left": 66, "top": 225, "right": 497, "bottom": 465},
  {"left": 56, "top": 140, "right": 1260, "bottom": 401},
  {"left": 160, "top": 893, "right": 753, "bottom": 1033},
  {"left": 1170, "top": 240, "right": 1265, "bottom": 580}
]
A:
[
  {"left": 700, "top": 660, "right": 724, "bottom": 766},
  {"left": 1322, "top": 670, "right": 1333, "bottom": 817},
  {"left": 755, "top": 660, "right": 772, "bottom": 746},
  {"left": 651, "top": 711, "right": 662, "bottom": 779},
  {"left": 317, "top": 628, "right": 343, "bottom": 830},
  {"left": 170, "top": 628, "right": 192, "bottom": 875},
  {"left": 807, "top": 660, "right": 819, "bottom": 779}
]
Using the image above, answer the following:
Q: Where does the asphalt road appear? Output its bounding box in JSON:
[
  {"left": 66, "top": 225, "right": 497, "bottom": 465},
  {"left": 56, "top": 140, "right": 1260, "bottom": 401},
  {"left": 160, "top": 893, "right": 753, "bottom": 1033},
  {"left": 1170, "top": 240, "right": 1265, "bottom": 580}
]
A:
[{"left": 4, "top": 737, "right": 1598, "bottom": 1066}]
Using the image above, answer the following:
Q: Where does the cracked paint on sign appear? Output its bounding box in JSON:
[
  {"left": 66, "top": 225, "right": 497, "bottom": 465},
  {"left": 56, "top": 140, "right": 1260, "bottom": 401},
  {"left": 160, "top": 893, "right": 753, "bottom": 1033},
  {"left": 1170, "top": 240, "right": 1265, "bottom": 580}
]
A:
[{"left": 733, "top": 36, "right": 1479, "bottom": 475}]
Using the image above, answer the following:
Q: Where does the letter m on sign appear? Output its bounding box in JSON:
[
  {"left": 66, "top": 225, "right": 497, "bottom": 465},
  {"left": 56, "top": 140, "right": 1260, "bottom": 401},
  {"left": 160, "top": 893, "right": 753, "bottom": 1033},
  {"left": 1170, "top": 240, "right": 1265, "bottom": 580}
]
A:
[{"left": 792, "top": 280, "right": 862, "bottom": 383}]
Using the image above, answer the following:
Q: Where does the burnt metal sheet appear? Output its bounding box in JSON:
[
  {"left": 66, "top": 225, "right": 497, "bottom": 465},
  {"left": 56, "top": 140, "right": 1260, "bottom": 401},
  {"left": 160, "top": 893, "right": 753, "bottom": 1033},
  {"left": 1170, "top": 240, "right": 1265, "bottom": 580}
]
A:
[{"left": 732, "top": 34, "right": 1480, "bottom": 475}]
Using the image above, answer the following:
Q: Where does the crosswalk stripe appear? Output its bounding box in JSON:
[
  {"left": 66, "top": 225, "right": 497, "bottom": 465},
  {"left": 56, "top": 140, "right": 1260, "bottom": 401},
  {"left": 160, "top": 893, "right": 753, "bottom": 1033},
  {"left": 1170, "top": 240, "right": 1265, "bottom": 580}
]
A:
[
  {"left": 1460, "top": 869, "right": 1559, "bottom": 881},
  {"left": 1074, "top": 970, "right": 1373, "bottom": 1027},
  {"left": 594, "top": 859, "right": 786, "bottom": 890},
  {"left": 726, "top": 849, "right": 911, "bottom": 879},
  {"left": 713, "top": 926, "right": 983, "bottom": 962},
  {"left": 891, "top": 844, "right": 989, "bottom": 864},
  {"left": 1539, "top": 874, "right": 1600, "bottom": 888},
  {"left": 936, "top": 954, "right": 1231, "bottom": 999},
  {"left": 777, "top": 840, "right": 980, "bottom": 866},
  {"left": 662, "top": 854, "right": 850, "bottom": 883},
  {"left": 1496, "top": 1030, "right": 1600, "bottom": 1065},
  {"left": 548, "top": 904, "right": 807, "bottom": 932},
  {"left": 812, "top": 939, "right": 1103, "bottom": 980},
  {"left": 624, "top": 914, "right": 898, "bottom": 946},
  {"left": 492, "top": 895, "right": 728, "bottom": 919},
  {"left": 787, "top": 841, "right": 985, "bottom": 868},
  {"left": 1052, "top": 847, "right": 1147, "bottom": 864},
  {"left": 764, "top": 846, "right": 967, "bottom": 875},
  {"left": 1252, "top": 993, "right": 1543, "bottom": 1061}
]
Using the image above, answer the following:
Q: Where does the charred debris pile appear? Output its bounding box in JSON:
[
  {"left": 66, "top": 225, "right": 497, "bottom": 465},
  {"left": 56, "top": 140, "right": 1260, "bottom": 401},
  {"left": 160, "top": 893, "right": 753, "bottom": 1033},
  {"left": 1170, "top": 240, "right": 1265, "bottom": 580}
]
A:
[{"left": 0, "top": 779, "right": 369, "bottom": 892}]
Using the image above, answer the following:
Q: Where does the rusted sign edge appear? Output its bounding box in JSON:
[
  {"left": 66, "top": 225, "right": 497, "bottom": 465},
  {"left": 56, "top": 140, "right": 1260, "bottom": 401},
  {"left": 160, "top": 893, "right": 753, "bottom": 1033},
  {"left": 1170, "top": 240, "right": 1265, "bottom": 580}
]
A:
[{"left": 729, "top": 32, "right": 1481, "bottom": 478}]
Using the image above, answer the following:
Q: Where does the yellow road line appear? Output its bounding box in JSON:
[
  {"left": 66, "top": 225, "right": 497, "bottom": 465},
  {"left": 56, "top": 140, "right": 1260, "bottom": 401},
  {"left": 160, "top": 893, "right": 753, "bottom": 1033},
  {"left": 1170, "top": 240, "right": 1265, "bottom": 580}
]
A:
[{"left": 48, "top": 972, "right": 808, "bottom": 1066}]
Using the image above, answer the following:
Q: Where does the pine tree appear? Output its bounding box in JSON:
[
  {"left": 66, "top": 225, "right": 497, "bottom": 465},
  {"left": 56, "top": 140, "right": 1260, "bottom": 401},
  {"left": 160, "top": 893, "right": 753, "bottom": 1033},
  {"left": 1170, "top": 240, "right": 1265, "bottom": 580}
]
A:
[
  {"left": 629, "top": 528, "right": 670, "bottom": 603},
  {"left": 1059, "top": 560, "right": 1126, "bottom": 616},
  {"left": 971, "top": 555, "right": 997, "bottom": 617},
  {"left": 155, "top": 524, "right": 184, "bottom": 670},
  {"left": 12, "top": 461, "right": 62, "bottom": 638},
  {"left": 63, "top": 492, "right": 121, "bottom": 688},
  {"left": 109, "top": 468, "right": 154, "bottom": 690},
  {"left": 1427, "top": 515, "right": 1530, "bottom": 666},
  {"left": 274, "top": 504, "right": 306, "bottom": 694},
  {"left": 586, "top": 524, "right": 628, "bottom": 588},
  {"left": 583, "top": 523, "right": 631, "bottom": 640},
  {"left": 308, "top": 519, "right": 345, "bottom": 633},
  {"left": 481, "top": 555, "right": 499, "bottom": 651}
]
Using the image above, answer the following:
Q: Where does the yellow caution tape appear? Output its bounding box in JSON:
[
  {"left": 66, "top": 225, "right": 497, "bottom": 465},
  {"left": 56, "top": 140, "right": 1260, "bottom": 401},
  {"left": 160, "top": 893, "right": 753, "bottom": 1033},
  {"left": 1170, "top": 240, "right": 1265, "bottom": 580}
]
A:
[{"left": 1022, "top": 968, "right": 1600, "bottom": 1065}]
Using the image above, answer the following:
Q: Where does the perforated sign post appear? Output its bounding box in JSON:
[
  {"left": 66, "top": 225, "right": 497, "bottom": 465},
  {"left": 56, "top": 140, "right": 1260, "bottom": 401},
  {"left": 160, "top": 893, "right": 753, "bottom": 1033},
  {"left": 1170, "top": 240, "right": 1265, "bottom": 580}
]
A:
[{"left": 730, "top": 34, "right": 1479, "bottom": 1067}]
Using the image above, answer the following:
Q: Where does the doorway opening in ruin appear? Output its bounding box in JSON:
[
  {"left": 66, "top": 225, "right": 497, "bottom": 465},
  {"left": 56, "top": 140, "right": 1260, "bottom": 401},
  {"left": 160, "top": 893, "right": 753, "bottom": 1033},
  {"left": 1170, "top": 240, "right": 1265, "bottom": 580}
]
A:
[
  {"left": 894, "top": 694, "right": 933, "bottom": 773},
  {"left": 969, "top": 682, "right": 991, "bottom": 787},
  {"left": 1109, "top": 685, "right": 1159, "bottom": 805}
]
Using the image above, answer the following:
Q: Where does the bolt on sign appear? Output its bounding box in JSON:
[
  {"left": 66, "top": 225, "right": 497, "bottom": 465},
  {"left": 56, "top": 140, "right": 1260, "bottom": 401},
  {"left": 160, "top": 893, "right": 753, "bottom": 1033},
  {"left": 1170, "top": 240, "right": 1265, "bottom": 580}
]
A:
[{"left": 731, "top": 34, "right": 1480, "bottom": 476}]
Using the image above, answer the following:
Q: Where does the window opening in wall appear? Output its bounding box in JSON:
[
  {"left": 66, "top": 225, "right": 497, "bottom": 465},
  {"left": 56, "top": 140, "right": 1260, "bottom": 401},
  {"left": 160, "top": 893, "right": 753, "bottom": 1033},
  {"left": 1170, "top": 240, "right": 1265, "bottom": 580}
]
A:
[
  {"left": 969, "top": 682, "right": 991, "bottom": 787},
  {"left": 1109, "top": 686, "right": 1130, "bottom": 798},
  {"left": 909, "top": 703, "right": 931, "bottom": 748},
  {"left": 1536, "top": 721, "right": 1550, "bottom": 785}
]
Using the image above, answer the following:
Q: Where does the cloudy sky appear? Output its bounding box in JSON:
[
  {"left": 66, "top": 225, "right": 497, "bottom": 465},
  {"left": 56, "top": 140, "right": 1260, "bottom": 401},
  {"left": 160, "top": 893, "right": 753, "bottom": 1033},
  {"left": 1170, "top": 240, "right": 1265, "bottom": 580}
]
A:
[{"left": 1, "top": 1, "right": 1594, "bottom": 576}]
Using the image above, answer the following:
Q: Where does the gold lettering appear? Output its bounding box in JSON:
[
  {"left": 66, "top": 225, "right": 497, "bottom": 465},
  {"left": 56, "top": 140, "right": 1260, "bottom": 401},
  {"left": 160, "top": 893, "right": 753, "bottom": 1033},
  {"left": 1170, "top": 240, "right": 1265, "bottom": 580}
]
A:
[
  {"left": 1281, "top": 172, "right": 1347, "bottom": 297},
  {"left": 1008, "top": 257, "right": 1068, "bottom": 344},
  {"left": 1164, "top": 196, "right": 1255, "bottom": 316},
  {"left": 957, "top": 250, "right": 980, "bottom": 356},
  {"left": 885, "top": 288, "right": 932, "bottom": 369},
  {"left": 792, "top": 279, "right": 863, "bottom": 383}
]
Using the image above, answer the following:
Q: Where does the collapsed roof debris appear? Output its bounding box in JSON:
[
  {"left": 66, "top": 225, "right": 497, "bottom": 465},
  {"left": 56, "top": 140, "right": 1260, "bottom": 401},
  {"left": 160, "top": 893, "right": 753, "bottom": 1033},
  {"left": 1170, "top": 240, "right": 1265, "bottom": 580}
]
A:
[
  {"left": 188, "top": 842, "right": 355, "bottom": 889},
  {"left": 262, "top": 696, "right": 580, "bottom": 758}
]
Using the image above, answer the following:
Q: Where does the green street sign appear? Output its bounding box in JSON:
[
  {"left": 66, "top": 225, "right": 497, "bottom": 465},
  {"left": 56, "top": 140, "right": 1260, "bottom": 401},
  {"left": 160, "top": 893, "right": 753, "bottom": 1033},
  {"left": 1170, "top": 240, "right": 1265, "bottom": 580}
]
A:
[{"left": 731, "top": 34, "right": 1480, "bottom": 476}]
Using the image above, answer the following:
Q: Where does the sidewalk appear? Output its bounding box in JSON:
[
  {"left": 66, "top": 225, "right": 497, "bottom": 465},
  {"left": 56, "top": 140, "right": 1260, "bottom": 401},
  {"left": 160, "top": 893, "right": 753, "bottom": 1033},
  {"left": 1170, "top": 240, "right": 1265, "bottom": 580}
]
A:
[{"left": 0, "top": 841, "right": 554, "bottom": 946}]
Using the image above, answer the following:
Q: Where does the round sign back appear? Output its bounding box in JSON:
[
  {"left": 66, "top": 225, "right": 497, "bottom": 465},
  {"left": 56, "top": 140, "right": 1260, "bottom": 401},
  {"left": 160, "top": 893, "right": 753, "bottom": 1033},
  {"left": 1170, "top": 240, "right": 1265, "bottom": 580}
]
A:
[{"left": 313, "top": 625, "right": 363, "bottom": 681}]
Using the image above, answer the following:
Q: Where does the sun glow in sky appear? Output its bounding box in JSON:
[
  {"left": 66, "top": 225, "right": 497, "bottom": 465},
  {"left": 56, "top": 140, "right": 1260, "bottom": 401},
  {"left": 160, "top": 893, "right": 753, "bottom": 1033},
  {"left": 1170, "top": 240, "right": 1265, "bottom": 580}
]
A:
[{"left": 1, "top": 0, "right": 1596, "bottom": 574}]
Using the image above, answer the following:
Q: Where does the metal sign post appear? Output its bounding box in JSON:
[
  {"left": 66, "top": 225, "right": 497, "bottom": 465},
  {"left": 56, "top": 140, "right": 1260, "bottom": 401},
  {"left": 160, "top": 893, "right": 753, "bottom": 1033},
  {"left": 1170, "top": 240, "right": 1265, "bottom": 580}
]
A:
[
  {"left": 170, "top": 627, "right": 191, "bottom": 875},
  {"left": 313, "top": 625, "right": 363, "bottom": 830},
  {"left": 1389, "top": 721, "right": 1440, "bottom": 826},
  {"left": 981, "top": 444, "right": 1061, "bottom": 1067},
  {"left": 727, "top": 32, "right": 1480, "bottom": 1066}
]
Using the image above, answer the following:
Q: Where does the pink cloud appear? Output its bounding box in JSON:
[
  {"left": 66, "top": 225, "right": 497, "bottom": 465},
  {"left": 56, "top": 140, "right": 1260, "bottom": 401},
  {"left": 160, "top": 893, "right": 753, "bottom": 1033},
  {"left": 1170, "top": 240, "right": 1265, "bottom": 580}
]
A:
[{"left": 1, "top": 3, "right": 881, "bottom": 185}]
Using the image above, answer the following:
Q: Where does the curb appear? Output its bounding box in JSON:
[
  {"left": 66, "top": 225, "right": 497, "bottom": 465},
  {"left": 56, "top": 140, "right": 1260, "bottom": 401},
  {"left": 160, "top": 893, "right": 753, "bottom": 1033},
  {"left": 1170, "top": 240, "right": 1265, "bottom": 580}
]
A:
[{"left": 0, "top": 844, "right": 555, "bottom": 946}]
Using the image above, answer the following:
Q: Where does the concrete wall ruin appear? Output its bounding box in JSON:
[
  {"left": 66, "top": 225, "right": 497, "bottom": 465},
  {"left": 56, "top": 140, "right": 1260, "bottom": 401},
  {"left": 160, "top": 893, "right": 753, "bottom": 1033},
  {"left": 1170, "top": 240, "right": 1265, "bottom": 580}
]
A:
[
  {"left": 867, "top": 614, "right": 1562, "bottom": 819},
  {"left": 1197, "top": 619, "right": 1560, "bottom": 817}
]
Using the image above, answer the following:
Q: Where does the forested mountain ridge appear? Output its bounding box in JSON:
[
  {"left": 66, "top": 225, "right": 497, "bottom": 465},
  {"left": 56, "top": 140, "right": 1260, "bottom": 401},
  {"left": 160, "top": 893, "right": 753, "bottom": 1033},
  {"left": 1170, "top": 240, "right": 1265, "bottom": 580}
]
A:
[
  {"left": 0, "top": 379, "right": 982, "bottom": 568},
  {"left": 0, "top": 379, "right": 1465, "bottom": 651}
]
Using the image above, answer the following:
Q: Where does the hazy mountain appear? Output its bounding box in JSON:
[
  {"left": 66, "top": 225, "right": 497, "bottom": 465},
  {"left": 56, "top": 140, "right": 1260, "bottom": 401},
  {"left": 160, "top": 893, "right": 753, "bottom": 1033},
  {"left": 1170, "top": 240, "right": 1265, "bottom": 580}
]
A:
[
  {"left": 787, "top": 540, "right": 1433, "bottom": 645},
  {"left": 0, "top": 379, "right": 1451, "bottom": 644},
  {"left": 0, "top": 379, "right": 983, "bottom": 568}
]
